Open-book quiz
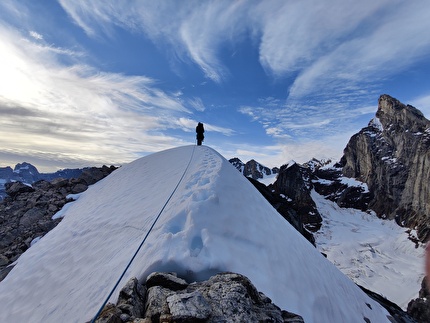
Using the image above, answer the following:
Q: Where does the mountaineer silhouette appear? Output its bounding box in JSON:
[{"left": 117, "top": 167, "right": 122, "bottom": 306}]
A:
[{"left": 196, "top": 122, "right": 204, "bottom": 145}]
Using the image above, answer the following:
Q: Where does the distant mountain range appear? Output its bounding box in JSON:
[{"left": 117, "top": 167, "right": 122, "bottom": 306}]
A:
[
  {"left": 0, "top": 163, "right": 86, "bottom": 200},
  {"left": 228, "top": 158, "right": 279, "bottom": 185}
]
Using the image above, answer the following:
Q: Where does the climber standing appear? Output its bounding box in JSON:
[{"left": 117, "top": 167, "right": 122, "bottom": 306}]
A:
[{"left": 196, "top": 122, "right": 204, "bottom": 146}]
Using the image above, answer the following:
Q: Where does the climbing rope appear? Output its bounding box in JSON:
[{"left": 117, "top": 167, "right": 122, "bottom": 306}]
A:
[{"left": 90, "top": 145, "right": 196, "bottom": 323}]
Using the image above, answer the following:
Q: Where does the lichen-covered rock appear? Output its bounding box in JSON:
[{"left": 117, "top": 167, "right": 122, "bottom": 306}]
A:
[{"left": 167, "top": 290, "right": 211, "bottom": 321}]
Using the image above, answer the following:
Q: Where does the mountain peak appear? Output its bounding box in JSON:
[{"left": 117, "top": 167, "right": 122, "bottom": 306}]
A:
[
  {"left": 342, "top": 95, "right": 430, "bottom": 241},
  {"left": 377, "top": 94, "right": 429, "bottom": 133}
]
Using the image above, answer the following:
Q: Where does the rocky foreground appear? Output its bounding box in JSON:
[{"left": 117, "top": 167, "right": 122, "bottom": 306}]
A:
[
  {"left": 91, "top": 272, "right": 304, "bottom": 323},
  {"left": 0, "top": 165, "right": 117, "bottom": 281}
]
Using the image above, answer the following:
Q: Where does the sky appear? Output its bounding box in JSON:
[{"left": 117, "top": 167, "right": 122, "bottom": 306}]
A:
[
  {"left": 0, "top": 145, "right": 392, "bottom": 322},
  {"left": 1, "top": 1, "right": 430, "bottom": 172}
]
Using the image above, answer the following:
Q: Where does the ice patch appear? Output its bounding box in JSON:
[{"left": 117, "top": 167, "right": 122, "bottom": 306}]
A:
[{"left": 339, "top": 177, "right": 369, "bottom": 193}]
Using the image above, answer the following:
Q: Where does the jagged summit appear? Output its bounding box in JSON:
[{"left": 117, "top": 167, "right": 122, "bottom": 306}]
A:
[
  {"left": 0, "top": 145, "right": 391, "bottom": 323},
  {"left": 377, "top": 94, "right": 429, "bottom": 133},
  {"left": 340, "top": 94, "right": 430, "bottom": 241}
]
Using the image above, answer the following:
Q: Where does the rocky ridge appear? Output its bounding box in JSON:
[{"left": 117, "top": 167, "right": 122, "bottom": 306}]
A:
[
  {"left": 0, "top": 165, "right": 117, "bottom": 281},
  {"left": 246, "top": 176, "right": 316, "bottom": 245},
  {"left": 270, "top": 161, "right": 322, "bottom": 232},
  {"left": 91, "top": 271, "right": 304, "bottom": 323},
  {"left": 229, "top": 158, "right": 324, "bottom": 241}
]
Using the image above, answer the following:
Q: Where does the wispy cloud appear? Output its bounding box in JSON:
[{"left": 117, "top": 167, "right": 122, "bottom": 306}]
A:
[
  {"left": 2, "top": 0, "right": 430, "bottom": 170},
  {"left": 187, "top": 97, "right": 206, "bottom": 112},
  {"left": 288, "top": 1, "right": 430, "bottom": 101},
  {"left": 58, "top": 0, "right": 248, "bottom": 83},
  {"left": 58, "top": 0, "right": 430, "bottom": 100},
  {"left": 173, "top": 118, "right": 234, "bottom": 136},
  {"left": 29, "top": 30, "right": 43, "bottom": 40},
  {"left": 411, "top": 94, "right": 430, "bottom": 119},
  {"left": 240, "top": 97, "right": 373, "bottom": 136},
  {"left": 0, "top": 21, "right": 195, "bottom": 168}
]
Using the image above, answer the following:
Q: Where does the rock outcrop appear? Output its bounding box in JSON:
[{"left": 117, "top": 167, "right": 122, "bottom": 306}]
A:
[
  {"left": 92, "top": 272, "right": 304, "bottom": 323},
  {"left": 312, "top": 164, "right": 373, "bottom": 211},
  {"left": 247, "top": 177, "right": 316, "bottom": 245},
  {"left": 270, "top": 162, "right": 322, "bottom": 231},
  {"left": 407, "top": 277, "right": 430, "bottom": 322},
  {"left": 229, "top": 158, "right": 321, "bottom": 235},
  {"left": 0, "top": 165, "right": 117, "bottom": 281},
  {"left": 339, "top": 94, "right": 430, "bottom": 242}
]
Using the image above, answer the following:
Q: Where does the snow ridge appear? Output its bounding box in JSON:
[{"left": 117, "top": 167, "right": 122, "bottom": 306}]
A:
[{"left": 0, "top": 146, "right": 390, "bottom": 323}]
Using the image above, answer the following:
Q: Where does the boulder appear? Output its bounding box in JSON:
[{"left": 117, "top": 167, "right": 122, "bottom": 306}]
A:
[
  {"left": 19, "top": 207, "right": 45, "bottom": 227},
  {"left": 5, "top": 182, "right": 34, "bottom": 198},
  {"left": 146, "top": 272, "right": 188, "bottom": 290}
]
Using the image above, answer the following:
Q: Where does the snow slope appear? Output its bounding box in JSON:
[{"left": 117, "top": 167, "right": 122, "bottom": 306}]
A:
[
  {"left": 0, "top": 146, "right": 391, "bottom": 322},
  {"left": 313, "top": 190, "right": 425, "bottom": 309}
]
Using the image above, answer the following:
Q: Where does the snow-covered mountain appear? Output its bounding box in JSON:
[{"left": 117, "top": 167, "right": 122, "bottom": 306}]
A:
[
  {"left": 0, "top": 146, "right": 392, "bottom": 323},
  {"left": 234, "top": 155, "right": 425, "bottom": 312},
  {"left": 311, "top": 95, "right": 429, "bottom": 312}
]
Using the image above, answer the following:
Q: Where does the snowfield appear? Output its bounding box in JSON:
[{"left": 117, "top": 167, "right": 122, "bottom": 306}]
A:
[
  {"left": 313, "top": 190, "right": 425, "bottom": 309},
  {"left": 0, "top": 146, "right": 392, "bottom": 322}
]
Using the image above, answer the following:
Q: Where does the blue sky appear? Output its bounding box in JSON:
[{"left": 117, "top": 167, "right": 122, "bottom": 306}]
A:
[{"left": 1, "top": 0, "right": 430, "bottom": 172}]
